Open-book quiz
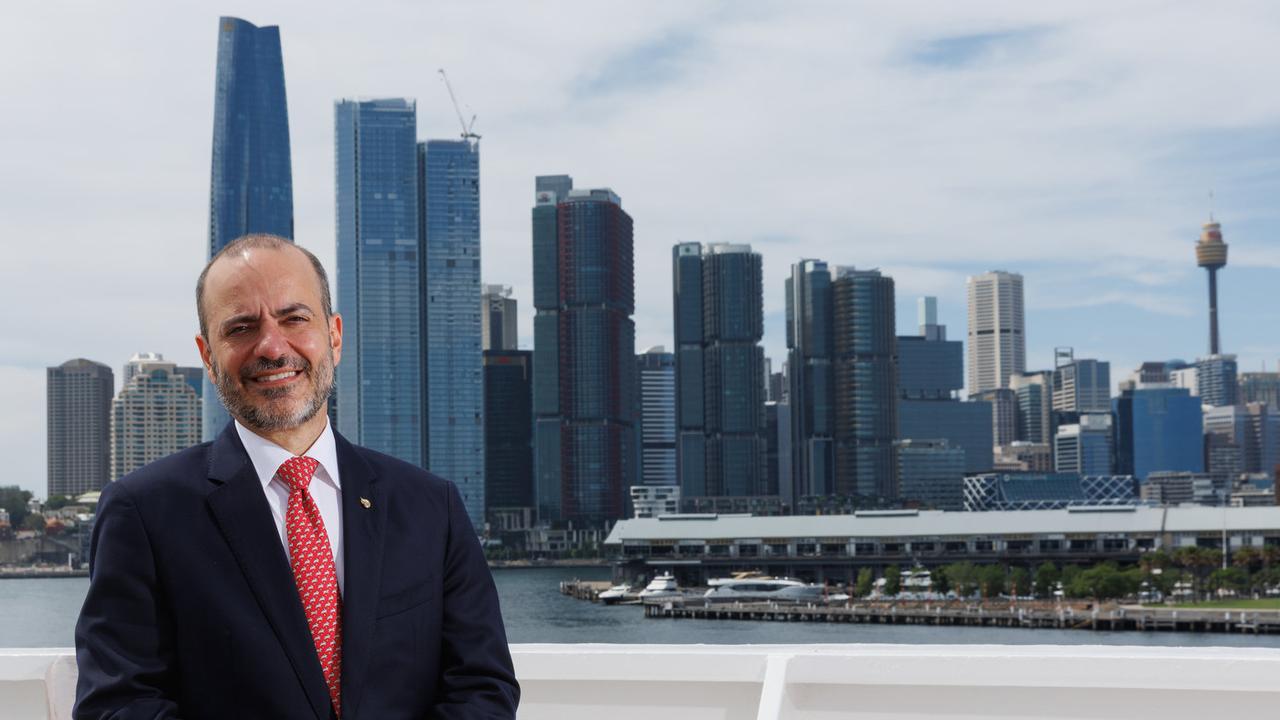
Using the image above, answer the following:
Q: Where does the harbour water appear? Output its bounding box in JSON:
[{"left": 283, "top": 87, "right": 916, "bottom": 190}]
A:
[{"left": 5, "top": 567, "right": 1280, "bottom": 649}]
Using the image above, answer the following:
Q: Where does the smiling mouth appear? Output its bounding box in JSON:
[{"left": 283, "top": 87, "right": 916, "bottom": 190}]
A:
[{"left": 251, "top": 370, "right": 301, "bottom": 384}]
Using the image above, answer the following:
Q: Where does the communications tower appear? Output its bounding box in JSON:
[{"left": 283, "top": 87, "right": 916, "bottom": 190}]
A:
[{"left": 1195, "top": 219, "right": 1228, "bottom": 355}]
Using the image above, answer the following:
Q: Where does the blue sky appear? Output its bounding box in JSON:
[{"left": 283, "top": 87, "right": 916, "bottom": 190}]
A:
[{"left": 1, "top": 1, "right": 1277, "bottom": 496}]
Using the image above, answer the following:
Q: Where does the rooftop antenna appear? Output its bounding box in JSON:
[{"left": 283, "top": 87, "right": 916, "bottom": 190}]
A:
[{"left": 437, "top": 68, "right": 480, "bottom": 145}]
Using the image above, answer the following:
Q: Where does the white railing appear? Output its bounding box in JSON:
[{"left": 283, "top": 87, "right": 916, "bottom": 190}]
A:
[{"left": 8, "top": 643, "right": 1280, "bottom": 719}]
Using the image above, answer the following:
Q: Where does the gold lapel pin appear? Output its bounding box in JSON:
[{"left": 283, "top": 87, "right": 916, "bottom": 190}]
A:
[{"left": 359, "top": 497, "right": 372, "bottom": 509}]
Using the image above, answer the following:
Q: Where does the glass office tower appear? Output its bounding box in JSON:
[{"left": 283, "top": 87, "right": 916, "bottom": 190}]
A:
[
  {"left": 786, "top": 260, "right": 835, "bottom": 498},
  {"left": 531, "top": 177, "right": 637, "bottom": 524},
  {"left": 204, "top": 16, "right": 294, "bottom": 440},
  {"left": 335, "top": 99, "right": 422, "bottom": 465},
  {"left": 832, "top": 268, "right": 897, "bottom": 498},
  {"left": 419, "top": 139, "right": 484, "bottom": 527}
]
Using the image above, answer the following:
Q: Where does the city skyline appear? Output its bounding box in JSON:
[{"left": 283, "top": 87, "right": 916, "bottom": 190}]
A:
[{"left": 4, "top": 3, "right": 1280, "bottom": 496}]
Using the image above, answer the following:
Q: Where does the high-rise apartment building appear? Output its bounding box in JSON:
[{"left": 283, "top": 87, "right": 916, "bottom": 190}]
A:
[
  {"left": 636, "top": 348, "right": 677, "bottom": 487},
  {"left": 966, "top": 271, "right": 1025, "bottom": 393},
  {"left": 786, "top": 260, "right": 834, "bottom": 497},
  {"left": 532, "top": 177, "right": 636, "bottom": 524},
  {"left": 764, "top": 401, "right": 792, "bottom": 501},
  {"left": 482, "top": 285, "right": 518, "bottom": 351},
  {"left": 419, "top": 138, "right": 484, "bottom": 527},
  {"left": 832, "top": 268, "right": 897, "bottom": 497},
  {"left": 204, "top": 16, "right": 294, "bottom": 441},
  {"left": 335, "top": 98, "right": 423, "bottom": 465},
  {"left": 1197, "top": 354, "right": 1239, "bottom": 407},
  {"left": 483, "top": 349, "right": 533, "bottom": 511},
  {"left": 672, "top": 243, "right": 767, "bottom": 497},
  {"left": 111, "top": 355, "right": 201, "bottom": 480},
  {"left": 1053, "top": 414, "right": 1113, "bottom": 476},
  {"left": 1204, "top": 403, "right": 1280, "bottom": 476},
  {"left": 47, "top": 359, "right": 114, "bottom": 497},
  {"left": 1052, "top": 354, "right": 1111, "bottom": 413},
  {"left": 1240, "top": 372, "right": 1280, "bottom": 407}
]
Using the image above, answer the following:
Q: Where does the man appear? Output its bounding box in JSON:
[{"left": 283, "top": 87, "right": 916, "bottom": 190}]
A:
[{"left": 74, "top": 234, "right": 519, "bottom": 719}]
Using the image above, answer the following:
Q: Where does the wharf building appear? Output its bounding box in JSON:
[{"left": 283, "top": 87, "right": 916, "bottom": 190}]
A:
[
  {"left": 532, "top": 177, "right": 637, "bottom": 525},
  {"left": 47, "top": 359, "right": 114, "bottom": 498},
  {"left": 966, "top": 270, "right": 1025, "bottom": 393},
  {"left": 111, "top": 355, "right": 202, "bottom": 480},
  {"left": 335, "top": 98, "right": 424, "bottom": 466},
  {"left": 604, "top": 505, "right": 1280, "bottom": 586},
  {"left": 419, "top": 138, "right": 484, "bottom": 527},
  {"left": 896, "top": 300, "right": 993, "bottom": 475},
  {"left": 636, "top": 347, "right": 677, "bottom": 487},
  {"left": 672, "top": 243, "right": 768, "bottom": 498},
  {"left": 204, "top": 16, "right": 294, "bottom": 441},
  {"left": 963, "top": 473, "right": 1137, "bottom": 512}
]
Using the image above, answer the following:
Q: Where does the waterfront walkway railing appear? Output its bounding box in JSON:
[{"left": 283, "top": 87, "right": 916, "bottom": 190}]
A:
[{"left": 5, "top": 643, "right": 1280, "bottom": 719}]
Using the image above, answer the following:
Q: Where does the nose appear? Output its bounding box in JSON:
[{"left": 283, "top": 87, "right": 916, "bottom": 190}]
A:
[{"left": 252, "top": 316, "right": 291, "bottom": 360}]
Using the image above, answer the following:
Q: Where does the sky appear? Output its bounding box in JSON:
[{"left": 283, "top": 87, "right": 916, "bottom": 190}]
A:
[{"left": 2, "top": 1, "right": 1278, "bottom": 497}]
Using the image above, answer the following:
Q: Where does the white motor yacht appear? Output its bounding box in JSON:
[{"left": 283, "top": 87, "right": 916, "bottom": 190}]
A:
[
  {"left": 637, "top": 573, "right": 683, "bottom": 601},
  {"left": 597, "top": 583, "right": 637, "bottom": 605},
  {"left": 703, "top": 577, "right": 825, "bottom": 603}
]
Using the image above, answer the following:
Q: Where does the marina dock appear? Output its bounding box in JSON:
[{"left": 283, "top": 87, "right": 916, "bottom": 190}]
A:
[
  {"left": 560, "top": 579, "right": 614, "bottom": 602},
  {"left": 642, "top": 599, "right": 1280, "bottom": 634}
]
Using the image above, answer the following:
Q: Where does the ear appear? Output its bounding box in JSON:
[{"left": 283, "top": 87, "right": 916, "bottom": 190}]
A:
[
  {"left": 329, "top": 313, "right": 343, "bottom": 367},
  {"left": 195, "top": 334, "right": 216, "bottom": 383}
]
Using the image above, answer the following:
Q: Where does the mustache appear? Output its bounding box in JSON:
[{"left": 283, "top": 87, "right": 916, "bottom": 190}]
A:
[{"left": 238, "top": 356, "right": 311, "bottom": 380}]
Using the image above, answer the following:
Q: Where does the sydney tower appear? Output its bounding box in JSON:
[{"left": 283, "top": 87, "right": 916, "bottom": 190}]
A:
[{"left": 1195, "top": 220, "right": 1228, "bottom": 355}]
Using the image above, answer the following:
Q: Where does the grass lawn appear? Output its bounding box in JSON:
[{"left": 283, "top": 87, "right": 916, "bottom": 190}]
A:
[{"left": 1146, "top": 599, "right": 1280, "bottom": 610}]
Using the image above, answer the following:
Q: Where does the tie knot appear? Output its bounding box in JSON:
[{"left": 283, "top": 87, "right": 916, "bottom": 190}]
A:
[{"left": 277, "top": 456, "right": 320, "bottom": 494}]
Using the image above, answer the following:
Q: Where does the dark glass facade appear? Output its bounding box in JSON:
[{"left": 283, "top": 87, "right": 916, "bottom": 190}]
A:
[
  {"left": 47, "top": 359, "right": 114, "bottom": 497},
  {"left": 203, "top": 17, "right": 294, "bottom": 440},
  {"left": 897, "top": 336, "right": 963, "bottom": 399},
  {"left": 899, "top": 399, "right": 994, "bottom": 473},
  {"left": 786, "top": 260, "right": 834, "bottom": 497},
  {"left": 335, "top": 99, "right": 423, "bottom": 465},
  {"left": 672, "top": 244, "right": 766, "bottom": 497},
  {"left": 832, "top": 269, "right": 897, "bottom": 498},
  {"left": 483, "top": 350, "right": 533, "bottom": 509},
  {"left": 420, "top": 139, "right": 484, "bottom": 527},
  {"left": 1113, "top": 387, "right": 1204, "bottom": 479},
  {"left": 532, "top": 178, "right": 636, "bottom": 524}
]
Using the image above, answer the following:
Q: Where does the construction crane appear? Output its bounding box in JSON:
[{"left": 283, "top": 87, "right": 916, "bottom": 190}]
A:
[{"left": 437, "top": 68, "right": 480, "bottom": 144}]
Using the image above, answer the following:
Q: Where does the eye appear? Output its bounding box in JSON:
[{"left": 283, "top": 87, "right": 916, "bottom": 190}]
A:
[
  {"left": 286, "top": 315, "right": 309, "bottom": 324},
  {"left": 226, "top": 325, "right": 249, "bottom": 337}
]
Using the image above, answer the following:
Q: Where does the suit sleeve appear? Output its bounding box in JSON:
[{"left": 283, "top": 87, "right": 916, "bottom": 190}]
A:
[
  {"left": 73, "top": 481, "right": 183, "bottom": 720},
  {"left": 432, "top": 481, "right": 520, "bottom": 719}
]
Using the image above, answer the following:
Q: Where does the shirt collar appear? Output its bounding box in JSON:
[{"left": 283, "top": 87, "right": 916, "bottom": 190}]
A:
[{"left": 234, "top": 417, "right": 341, "bottom": 491}]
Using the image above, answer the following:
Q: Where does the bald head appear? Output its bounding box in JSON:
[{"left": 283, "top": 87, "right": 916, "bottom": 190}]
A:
[{"left": 196, "top": 234, "right": 332, "bottom": 339}]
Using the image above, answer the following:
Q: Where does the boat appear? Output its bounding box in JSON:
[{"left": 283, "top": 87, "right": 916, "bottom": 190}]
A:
[
  {"left": 597, "top": 583, "right": 637, "bottom": 605},
  {"left": 703, "top": 577, "right": 825, "bottom": 604},
  {"left": 637, "top": 573, "right": 683, "bottom": 601}
]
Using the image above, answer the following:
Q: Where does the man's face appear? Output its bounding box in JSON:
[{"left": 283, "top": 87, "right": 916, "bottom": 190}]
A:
[{"left": 195, "top": 246, "right": 342, "bottom": 434}]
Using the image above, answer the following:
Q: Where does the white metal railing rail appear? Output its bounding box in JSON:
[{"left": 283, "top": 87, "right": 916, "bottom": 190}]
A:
[{"left": 7, "top": 643, "right": 1280, "bottom": 719}]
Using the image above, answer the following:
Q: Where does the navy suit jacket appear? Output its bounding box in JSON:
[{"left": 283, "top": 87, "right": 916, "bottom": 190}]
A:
[{"left": 74, "top": 424, "right": 519, "bottom": 719}]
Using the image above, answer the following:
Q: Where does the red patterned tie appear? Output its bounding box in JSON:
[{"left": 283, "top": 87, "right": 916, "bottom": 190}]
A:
[{"left": 278, "top": 456, "right": 342, "bottom": 718}]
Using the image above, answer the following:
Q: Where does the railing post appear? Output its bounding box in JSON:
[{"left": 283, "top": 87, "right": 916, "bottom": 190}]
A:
[{"left": 755, "top": 652, "right": 792, "bottom": 720}]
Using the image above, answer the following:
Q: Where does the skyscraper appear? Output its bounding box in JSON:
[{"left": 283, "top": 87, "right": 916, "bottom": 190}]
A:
[
  {"left": 1052, "top": 354, "right": 1111, "bottom": 413},
  {"left": 111, "top": 355, "right": 202, "bottom": 480},
  {"left": 482, "top": 285, "right": 518, "bottom": 351},
  {"left": 532, "top": 177, "right": 636, "bottom": 524},
  {"left": 47, "top": 359, "right": 113, "bottom": 498},
  {"left": 672, "top": 243, "right": 767, "bottom": 497},
  {"left": 966, "top": 271, "right": 1025, "bottom": 393},
  {"left": 1205, "top": 403, "right": 1280, "bottom": 476},
  {"left": 1010, "top": 371, "right": 1053, "bottom": 444},
  {"left": 1197, "top": 354, "right": 1239, "bottom": 407},
  {"left": 1195, "top": 219, "right": 1228, "bottom": 355},
  {"left": 483, "top": 350, "right": 533, "bottom": 511},
  {"left": 204, "top": 16, "right": 294, "bottom": 441},
  {"left": 832, "top": 268, "right": 897, "bottom": 497},
  {"left": 1053, "top": 414, "right": 1113, "bottom": 476},
  {"left": 1240, "top": 372, "right": 1280, "bottom": 406},
  {"left": 1113, "top": 386, "right": 1204, "bottom": 479},
  {"left": 335, "top": 98, "right": 422, "bottom": 465},
  {"left": 419, "top": 138, "right": 484, "bottom": 527},
  {"left": 636, "top": 348, "right": 677, "bottom": 487},
  {"left": 786, "top": 260, "right": 834, "bottom": 497}
]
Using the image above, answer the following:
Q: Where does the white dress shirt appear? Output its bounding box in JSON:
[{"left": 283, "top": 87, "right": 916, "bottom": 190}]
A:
[{"left": 235, "top": 418, "right": 345, "bottom": 596}]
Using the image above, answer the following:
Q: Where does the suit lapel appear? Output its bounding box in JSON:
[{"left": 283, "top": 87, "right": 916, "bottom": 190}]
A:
[
  {"left": 335, "top": 431, "right": 385, "bottom": 720},
  {"left": 204, "top": 424, "right": 332, "bottom": 720}
]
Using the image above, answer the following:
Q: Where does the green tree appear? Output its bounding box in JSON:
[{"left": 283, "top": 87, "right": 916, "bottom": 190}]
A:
[
  {"left": 931, "top": 566, "right": 951, "bottom": 594},
  {"left": 1033, "top": 561, "right": 1060, "bottom": 599},
  {"left": 883, "top": 566, "right": 901, "bottom": 596},
  {"left": 854, "top": 568, "right": 874, "bottom": 598},
  {"left": 45, "top": 495, "right": 72, "bottom": 511},
  {"left": 0, "top": 486, "right": 32, "bottom": 527},
  {"left": 945, "top": 562, "right": 979, "bottom": 597},
  {"left": 1008, "top": 567, "right": 1030, "bottom": 598},
  {"left": 1209, "top": 566, "right": 1249, "bottom": 597},
  {"left": 980, "top": 564, "right": 1006, "bottom": 598},
  {"left": 22, "top": 513, "right": 45, "bottom": 534}
]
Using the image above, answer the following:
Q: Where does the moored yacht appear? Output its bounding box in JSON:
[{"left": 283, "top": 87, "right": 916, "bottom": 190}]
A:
[
  {"left": 703, "top": 577, "right": 825, "bottom": 603},
  {"left": 637, "top": 573, "right": 683, "bottom": 601}
]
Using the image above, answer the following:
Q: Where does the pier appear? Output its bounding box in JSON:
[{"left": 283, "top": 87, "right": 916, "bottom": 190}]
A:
[
  {"left": 559, "top": 579, "right": 613, "bottom": 602},
  {"left": 642, "top": 599, "right": 1280, "bottom": 634}
]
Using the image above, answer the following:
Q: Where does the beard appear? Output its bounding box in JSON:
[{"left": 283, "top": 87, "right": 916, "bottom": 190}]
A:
[{"left": 211, "top": 350, "right": 334, "bottom": 433}]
